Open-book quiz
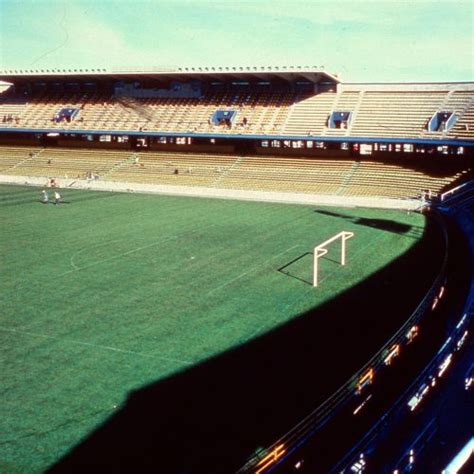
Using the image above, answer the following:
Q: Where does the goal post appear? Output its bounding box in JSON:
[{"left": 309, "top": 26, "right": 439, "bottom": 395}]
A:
[{"left": 313, "top": 231, "right": 354, "bottom": 287}]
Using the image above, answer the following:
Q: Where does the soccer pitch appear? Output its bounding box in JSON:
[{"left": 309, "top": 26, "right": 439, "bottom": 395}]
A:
[{"left": 0, "top": 185, "right": 428, "bottom": 472}]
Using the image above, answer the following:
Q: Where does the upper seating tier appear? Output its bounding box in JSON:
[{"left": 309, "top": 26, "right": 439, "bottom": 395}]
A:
[{"left": 1, "top": 85, "right": 473, "bottom": 141}]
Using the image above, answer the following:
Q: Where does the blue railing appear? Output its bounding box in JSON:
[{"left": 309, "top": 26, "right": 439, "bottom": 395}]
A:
[{"left": 0, "top": 126, "right": 473, "bottom": 147}]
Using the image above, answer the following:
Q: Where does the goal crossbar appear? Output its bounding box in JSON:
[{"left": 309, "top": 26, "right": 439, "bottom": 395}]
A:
[{"left": 313, "top": 231, "right": 354, "bottom": 287}]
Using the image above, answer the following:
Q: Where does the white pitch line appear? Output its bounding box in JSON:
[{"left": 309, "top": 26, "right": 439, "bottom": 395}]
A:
[
  {"left": 65, "top": 235, "right": 191, "bottom": 275},
  {"left": 59, "top": 224, "right": 217, "bottom": 278},
  {"left": 70, "top": 238, "right": 125, "bottom": 271},
  {"left": 1, "top": 220, "right": 221, "bottom": 299},
  {"left": 0, "top": 326, "right": 193, "bottom": 365},
  {"left": 206, "top": 243, "right": 300, "bottom": 297}
]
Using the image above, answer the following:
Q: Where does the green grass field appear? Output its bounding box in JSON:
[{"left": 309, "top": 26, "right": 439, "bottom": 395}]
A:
[{"left": 0, "top": 185, "right": 427, "bottom": 472}]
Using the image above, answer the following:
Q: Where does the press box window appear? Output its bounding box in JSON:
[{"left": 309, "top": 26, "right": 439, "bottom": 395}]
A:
[
  {"left": 359, "top": 144, "right": 373, "bottom": 155},
  {"left": 437, "top": 145, "right": 449, "bottom": 155}
]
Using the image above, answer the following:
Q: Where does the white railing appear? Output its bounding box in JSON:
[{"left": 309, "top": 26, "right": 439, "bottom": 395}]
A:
[{"left": 440, "top": 180, "right": 474, "bottom": 202}]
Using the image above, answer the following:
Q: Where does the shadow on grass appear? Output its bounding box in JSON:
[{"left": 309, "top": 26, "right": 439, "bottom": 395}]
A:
[
  {"left": 314, "top": 209, "right": 426, "bottom": 241},
  {"left": 315, "top": 209, "right": 413, "bottom": 233},
  {"left": 277, "top": 251, "right": 342, "bottom": 286},
  {"left": 48, "top": 217, "right": 444, "bottom": 474},
  {"left": 277, "top": 252, "right": 314, "bottom": 286}
]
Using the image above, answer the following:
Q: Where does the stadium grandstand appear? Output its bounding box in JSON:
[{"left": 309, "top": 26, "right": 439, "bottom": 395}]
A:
[
  {"left": 0, "top": 66, "right": 472, "bottom": 204},
  {"left": 1, "top": 67, "right": 473, "bottom": 141},
  {"left": 1, "top": 66, "right": 473, "bottom": 474}
]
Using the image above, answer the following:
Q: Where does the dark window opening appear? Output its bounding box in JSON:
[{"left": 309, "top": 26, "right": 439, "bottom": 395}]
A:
[
  {"left": 427, "top": 111, "right": 456, "bottom": 132},
  {"left": 211, "top": 109, "right": 237, "bottom": 128},
  {"left": 328, "top": 111, "right": 352, "bottom": 129},
  {"left": 54, "top": 107, "right": 80, "bottom": 123}
]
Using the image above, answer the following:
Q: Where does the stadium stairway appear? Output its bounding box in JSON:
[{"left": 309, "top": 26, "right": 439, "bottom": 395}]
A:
[
  {"left": 283, "top": 90, "right": 337, "bottom": 136},
  {"left": 0, "top": 146, "right": 44, "bottom": 172},
  {"left": 209, "top": 155, "right": 245, "bottom": 188},
  {"left": 349, "top": 91, "right": 447, "bottom": 139},
  {"left": 0, "top": 146, "right": 44, "bottom": 173},
  {"left": 335, "top": 160, "right": 361, "bottom": 195},
  {"left": 0, "top": 147, "right": 132, "bottom": 180},
  {"left": 105, "top": 151, "right": 239, "bottom": 187},
  {"left": 101, "top": 152, "right": 138, "bottom": 179}
]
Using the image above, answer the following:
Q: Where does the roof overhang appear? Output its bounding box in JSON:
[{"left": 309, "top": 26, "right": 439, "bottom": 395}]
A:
[{"left": 0, "top": 66, "right": 340, "bottom": 85}]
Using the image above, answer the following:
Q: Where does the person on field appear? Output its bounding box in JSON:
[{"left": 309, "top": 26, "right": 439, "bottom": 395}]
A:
[
  {"left": 41, "top": 190, "right": 49, "bottom": 204},
  {"left": 54, "top": 191, "right": 61, "bottom": 205}
]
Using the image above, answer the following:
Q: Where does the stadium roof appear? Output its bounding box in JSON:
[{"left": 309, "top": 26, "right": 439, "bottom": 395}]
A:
[{"left": 0, "top": 66, "right": 340, "bottom": 85}]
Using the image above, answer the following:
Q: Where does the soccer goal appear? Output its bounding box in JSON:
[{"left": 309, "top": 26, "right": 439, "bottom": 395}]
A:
[{"left": 313, "top": 231, "right": 354, "bottom": 287}]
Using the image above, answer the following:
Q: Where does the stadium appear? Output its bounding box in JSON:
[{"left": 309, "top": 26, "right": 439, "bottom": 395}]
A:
[
  {"left": 0, "top": 62, "right": 473, "bottom": 473},
  {"left": 0, "top": 61, "right": 474, "bottom": 473}
]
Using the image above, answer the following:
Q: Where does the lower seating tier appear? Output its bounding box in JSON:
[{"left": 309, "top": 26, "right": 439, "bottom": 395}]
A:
[{"left": 0, "top": 146, "right": 469, "bottom": 200}]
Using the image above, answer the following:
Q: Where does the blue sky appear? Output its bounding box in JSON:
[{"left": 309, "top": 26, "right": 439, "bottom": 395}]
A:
[{"left": 0, "top": 0, "right": 472, "bottom": 82}]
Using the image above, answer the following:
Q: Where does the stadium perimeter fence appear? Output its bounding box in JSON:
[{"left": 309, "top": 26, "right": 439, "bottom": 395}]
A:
[
  {"left": 329, "top": 183, "right": 474, "bottom": 472},
  {"left": 238, "top": 210, "right": 450, "bottom": 474}
]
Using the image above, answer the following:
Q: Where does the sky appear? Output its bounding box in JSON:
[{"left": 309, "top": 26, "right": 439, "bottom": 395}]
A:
[{"left": 0, "top": 0, "right": 473, "bottom": 83}]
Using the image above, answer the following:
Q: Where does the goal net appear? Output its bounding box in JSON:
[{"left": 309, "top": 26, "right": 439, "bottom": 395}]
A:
[{"left": 313, "top": 231, "right": 354, "bottom": 287}]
